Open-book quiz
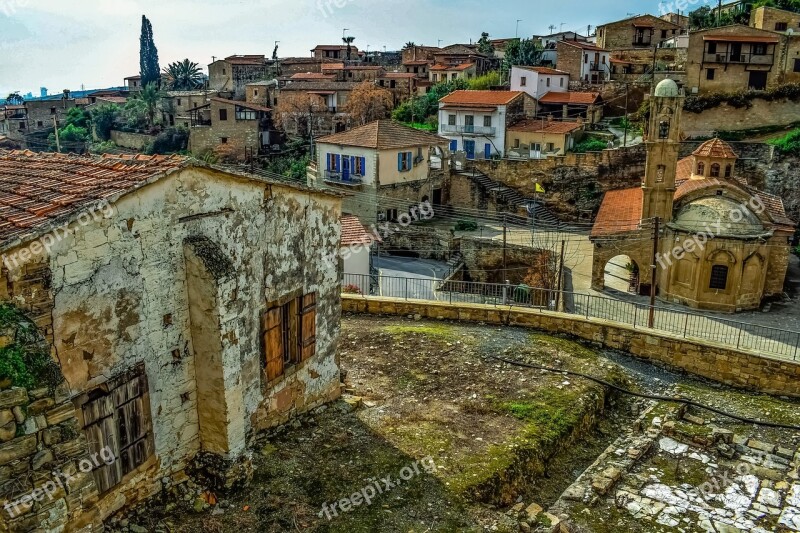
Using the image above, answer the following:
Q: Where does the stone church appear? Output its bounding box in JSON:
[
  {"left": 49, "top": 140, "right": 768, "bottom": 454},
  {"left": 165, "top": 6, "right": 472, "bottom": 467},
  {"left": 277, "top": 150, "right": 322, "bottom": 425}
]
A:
[{"left": 590, "top": 79, "right": 795, "bottom": 313}]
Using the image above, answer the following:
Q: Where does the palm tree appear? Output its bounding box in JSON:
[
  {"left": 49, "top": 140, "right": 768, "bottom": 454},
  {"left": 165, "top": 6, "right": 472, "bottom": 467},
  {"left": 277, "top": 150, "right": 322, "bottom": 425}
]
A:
[
  {"left": 137, "top": 83, "right": 161, "bottom": 128},
  {"left": 161, "top": 59, "right": 204, "bottom": 91},
  {"left": 342, "top": 36, "right": 356, "bottom": 61},
  {"left": 404, "top": 42, "right": 416, "bottom": 49}
]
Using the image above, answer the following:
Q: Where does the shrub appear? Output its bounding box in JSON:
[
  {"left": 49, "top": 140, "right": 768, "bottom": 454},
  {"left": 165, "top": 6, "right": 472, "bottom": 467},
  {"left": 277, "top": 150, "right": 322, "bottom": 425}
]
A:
[
  {"left": 0, "top": 304, "right": 61, "bottom": 391},
  {"left": 683, "top": 83, "right": 800, "bottom": 113},
  {"left": 147, "top": 126, "right": 189, "bottom": 155},
  {"left": 769, "top": 128, "right": 800, "bottom": 156},
  {"left": 571, "top": 138, "right": 609, "bottom": 153},
  {"left": 455, "top": 220, "right": 479, "bottom": 231},
  {"left": 342, "top": 284, "right": 363, "bottom": 295}
]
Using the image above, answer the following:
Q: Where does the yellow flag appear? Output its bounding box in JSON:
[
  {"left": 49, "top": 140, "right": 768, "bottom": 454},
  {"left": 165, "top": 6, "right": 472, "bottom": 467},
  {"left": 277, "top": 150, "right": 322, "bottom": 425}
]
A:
[{"left": 535, "top": 183, "right": 545, "bottom": 193}]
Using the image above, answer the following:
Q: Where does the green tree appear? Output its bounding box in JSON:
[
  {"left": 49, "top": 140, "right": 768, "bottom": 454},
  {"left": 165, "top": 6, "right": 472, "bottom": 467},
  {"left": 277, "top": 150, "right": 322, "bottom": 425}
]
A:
[
  {"left": 161, "top": 59, "right": 204, "bottom": 90},
  {"left": 4, "top": 92, "right": 23, "bottom": 105},
  {"left": 477, "top": 32, "right": 495, "bottom": 55},
  {"left": 503, "top": 38, "right": 543, "bottom": 72},
  {"left": 91, "top": 104, "right": 120, "bottom": 141},
  {"left": 63, "top": 107, "right": 91, "bottom": 130},
  {"left": 469, "top": 70, "right": 502, "bottom": 90},
  {"left": 139, "top": 15, "right": 160, "bottom": 87},
  {"left": 392, "top": 79, "right": 469, "bottom": 123},
  {"left": 147, "top": 126, "right": 189, "bottom": 154},
  {"left": 120, "top": 98, "right": 149, "bottom": 131},
  {"left": 137, "top": 83, "right": 162, "bottom": 129}
]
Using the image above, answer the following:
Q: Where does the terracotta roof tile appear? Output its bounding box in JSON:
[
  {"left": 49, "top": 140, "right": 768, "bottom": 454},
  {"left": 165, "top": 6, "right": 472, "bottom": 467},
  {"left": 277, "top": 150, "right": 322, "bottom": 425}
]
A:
[
  {"left": 591, "top": 188, "right": 643, "bottom": 237},
  {"left": 514, "top": 66, "right": 570, "bottom": 75},
  {"left": 676, "top": 156, "right": 694, "bottom": 181},
  {"left": 439, "top": 90, "right": 524, "bottom": 106},
  {"left": 317, "top": 120, "right": 448, "bottom": 150},
  {"left": 508, "top": 119, "right": 583, "bottom": 134},
  {"left": 692, "top": 138, "right": 738, "bottom": 159},
  {"left": 341, "top": 214, "right": 377, "bottom": 246},
  {"left": 429, "top": 62, "right": 475, "bottom": 72},
  {"left": 0, "top": 150, "right": 187, "bottom": 247},
  {"left": 558, "top": 41, "right": 608, "bottom": 52},
  {"left": 538, "top": 91, "right": 601, "bottom": 105}
]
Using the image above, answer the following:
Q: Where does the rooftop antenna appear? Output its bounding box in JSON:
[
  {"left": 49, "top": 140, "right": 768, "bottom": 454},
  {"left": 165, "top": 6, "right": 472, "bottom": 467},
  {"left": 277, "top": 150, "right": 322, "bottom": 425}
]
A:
[
  {"left": 548, "top": 24, "right": 557, "bottom": 34},
  {"left": 560, "top": 22, "right": 566, "bottom": 32},
  {"left": 516, "top": 19, "right": 523, "bottom": 38}
]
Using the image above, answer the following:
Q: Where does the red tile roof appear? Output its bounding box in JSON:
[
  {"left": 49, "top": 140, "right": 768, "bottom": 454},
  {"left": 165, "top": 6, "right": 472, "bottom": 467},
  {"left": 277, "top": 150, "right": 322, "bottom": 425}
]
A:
[
  {"left": 558, "top": 41, "right": 608, "bottom": 52},
  {"left": 0, "top": 151, "right": 187, "bottom": 247},
  {"left": 321, "top": 63, "right": 346, "bottom": 71},
  {"left": 675, "top": 156, "right": 694, "bottom": 182},
  {"left": 439, "top": 90, "right": 524, "bottom": 106},
  {"left": 379, "top": 72, "right": 417, "bottom": 79},
  {"left": 341, "top": 214, "right": 377, "bottom": 246},
  {"left": 514, "top": 66, "right": 569, "bottom": 76},
  {"left": 538, "top": 91, "right": 601, "bottom": 105},
  {"left": 317, "top": 120, "right": 448, "bottom": 150},
  {"left": 591, "top": 188, "right": 643, "bottom": 238},
  {"left": 224, "top": 55, "right": 267, "bottom": 65},
  {"left": 692, "top": 138, "right": 738, "bottom": 159},
  {"left": 429, "top": 62, "right": 475, "bottom": 72},
  {"left": 508, "top": 119, "right": 583, "bottom": 134}
]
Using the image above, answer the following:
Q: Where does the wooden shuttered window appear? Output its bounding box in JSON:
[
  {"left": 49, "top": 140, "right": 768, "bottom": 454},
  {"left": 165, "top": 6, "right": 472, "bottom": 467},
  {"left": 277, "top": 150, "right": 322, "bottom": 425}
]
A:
[
  {"left": 81, "top": 369, "right": 153, "bottom": 495},
  {"left": 263, "top": 292, "right": 318, "bottom": 379}
]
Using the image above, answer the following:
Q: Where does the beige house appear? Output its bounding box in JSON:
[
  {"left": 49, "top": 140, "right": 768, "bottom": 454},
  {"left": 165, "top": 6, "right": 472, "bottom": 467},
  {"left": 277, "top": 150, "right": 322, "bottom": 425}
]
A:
[
  {"left": 506, "top": 118, "right": 584, "bottom": 159},
  {"left": 596, "top": 14, "right": 682, "bottom": 50},
  {"left": 309, "top": 120, "right": 449, "bottom": 224},
  {"left": 0, "top": 150, "right": 342, "bottom": 530},
  {"left": 590, "top": 80, "right": 794, "bottom": 312},
  {"left": 750, "top": 5, "right": 800, "bottom": 33},
  {"left": 686, "top": 25, "right": 782, "bottom": 93},
  {"left": 429, "top": 62, "right": 477, "bottom": 83},
  {"left": 188, "top": 97, "right": 273, "bottom": 161},
  {"left": 208, "top": 55, "right": 269, "bottom": 99}
]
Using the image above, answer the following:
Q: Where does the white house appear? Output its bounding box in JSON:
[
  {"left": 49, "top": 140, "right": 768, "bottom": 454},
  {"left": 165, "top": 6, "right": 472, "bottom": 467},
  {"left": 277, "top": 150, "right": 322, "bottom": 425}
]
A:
[
  {"left": 510, "top": 66, "right": 570, "bottom": 100},
  {"left": 438, "top": 90, "right": 529, "bottom": 161}
]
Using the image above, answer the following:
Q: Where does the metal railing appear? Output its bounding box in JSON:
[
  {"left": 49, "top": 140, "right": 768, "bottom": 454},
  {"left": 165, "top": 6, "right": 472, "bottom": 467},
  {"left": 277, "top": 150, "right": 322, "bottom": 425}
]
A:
[
  {"left": 703, "top": 52, "right": 774, "bottom": 65},
  {"left": 342, "top": 273, "right": 800, "bottom": 361},
  {"left": 440, "top": 124, "right": 496, "bottom": 136},
  {"left": 324, "top": 171, "right": 363, "bottom": 185}
]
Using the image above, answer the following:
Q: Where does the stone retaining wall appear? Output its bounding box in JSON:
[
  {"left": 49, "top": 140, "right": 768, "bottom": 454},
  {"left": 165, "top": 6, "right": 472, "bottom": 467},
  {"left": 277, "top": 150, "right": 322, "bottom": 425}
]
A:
[
  {"left": 109, "top": 130, "right": 156, "bottom": 151},
  {"left": 342, "top": 296, "right": 800, "bottom": 397}
]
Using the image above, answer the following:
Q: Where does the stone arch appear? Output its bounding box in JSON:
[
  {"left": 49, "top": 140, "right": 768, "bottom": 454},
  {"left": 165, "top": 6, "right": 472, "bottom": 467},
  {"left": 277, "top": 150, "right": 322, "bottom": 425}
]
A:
[
  {"left": 696, "top": 161, "right": 705, "bottom": 176},
  {"left": 710, "top": 163, "right": 720, "bottom": 177},
  {"left": 707, "top": 248, "right": 737, "bottom": 265}
]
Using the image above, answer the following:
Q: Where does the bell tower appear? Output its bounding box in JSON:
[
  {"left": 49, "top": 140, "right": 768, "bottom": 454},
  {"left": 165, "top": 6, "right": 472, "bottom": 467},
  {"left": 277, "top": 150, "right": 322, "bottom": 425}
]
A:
[{"left": 641, "top": 79, "right": 683, "bottom": 223}]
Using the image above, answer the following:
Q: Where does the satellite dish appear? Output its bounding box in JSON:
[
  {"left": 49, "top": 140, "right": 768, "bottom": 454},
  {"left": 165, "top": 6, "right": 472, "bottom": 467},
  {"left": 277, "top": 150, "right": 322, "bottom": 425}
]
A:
[{"left": 788, "top": 28, "right": 795, "bottom": 35}]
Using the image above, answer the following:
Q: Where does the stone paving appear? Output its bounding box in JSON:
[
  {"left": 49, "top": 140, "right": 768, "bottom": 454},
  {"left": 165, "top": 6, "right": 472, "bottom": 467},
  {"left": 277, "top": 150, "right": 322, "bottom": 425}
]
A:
[{"left": 549, "top": 403, "right": 800, "bottom": 532}]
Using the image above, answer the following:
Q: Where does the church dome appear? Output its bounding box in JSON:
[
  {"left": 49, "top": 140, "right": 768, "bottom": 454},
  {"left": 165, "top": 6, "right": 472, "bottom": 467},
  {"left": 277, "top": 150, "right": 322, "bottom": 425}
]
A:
[
  {"left": 672, "top": 196, "right": 765, "bottom": 236},
  {"left": 693, "top": 138, "right": 738, "bottom": 159},
  {"left": 654, "top": 79, "right": 680, "bottom": 97}
]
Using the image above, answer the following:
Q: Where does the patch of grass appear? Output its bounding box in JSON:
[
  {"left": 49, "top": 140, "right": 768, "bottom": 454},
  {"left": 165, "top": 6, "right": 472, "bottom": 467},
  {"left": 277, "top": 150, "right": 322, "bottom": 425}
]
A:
[
  {"left": 500, "top": 388, "right": 586, "bottom": 446},
  {"left": 384, "top": 323, "right": 456, "bottom": 340},
  {"left": 528, "top": 332, "right": 598, "bottom": 360}
]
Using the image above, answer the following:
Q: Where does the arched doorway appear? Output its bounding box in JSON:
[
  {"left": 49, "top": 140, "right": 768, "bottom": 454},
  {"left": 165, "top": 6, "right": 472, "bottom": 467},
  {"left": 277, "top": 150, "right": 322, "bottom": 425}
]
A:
[{"left": 604, "top": 255, "right": 640, "bottom": 294}]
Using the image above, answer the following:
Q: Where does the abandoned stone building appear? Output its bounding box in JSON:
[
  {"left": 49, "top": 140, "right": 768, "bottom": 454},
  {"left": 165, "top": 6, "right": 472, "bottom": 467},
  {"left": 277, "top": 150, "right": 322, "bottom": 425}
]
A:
[
  {"left": 590, "top": 79, "right": 794, "bottom": 312},
  {"left": 0, "top": 150, "right": 342, "bottom": 530}
]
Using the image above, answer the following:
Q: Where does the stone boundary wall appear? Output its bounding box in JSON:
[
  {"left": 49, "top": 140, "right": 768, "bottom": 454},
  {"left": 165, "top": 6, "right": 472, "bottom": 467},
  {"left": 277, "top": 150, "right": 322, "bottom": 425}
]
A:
[
  {"left": 342, "top": 296, "right": 800, "bottom": 397},
  {"left": 109, "top": 130, "right": 156, "bottom": 151},
  {"left": 681, "top": 98, "right": 800, "bottom": 137}
]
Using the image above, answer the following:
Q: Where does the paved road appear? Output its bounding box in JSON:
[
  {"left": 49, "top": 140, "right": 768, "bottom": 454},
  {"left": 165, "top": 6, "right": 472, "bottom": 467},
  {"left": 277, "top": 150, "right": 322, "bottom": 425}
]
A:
[{"left": 375, "top": 256, "right": 450, "bottom": 300}]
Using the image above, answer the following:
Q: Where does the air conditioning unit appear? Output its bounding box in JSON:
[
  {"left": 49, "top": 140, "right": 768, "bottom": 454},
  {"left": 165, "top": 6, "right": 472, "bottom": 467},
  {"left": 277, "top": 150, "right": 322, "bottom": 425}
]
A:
[{"left": 377, "top": 213, "right": 387, "bottom": 221}]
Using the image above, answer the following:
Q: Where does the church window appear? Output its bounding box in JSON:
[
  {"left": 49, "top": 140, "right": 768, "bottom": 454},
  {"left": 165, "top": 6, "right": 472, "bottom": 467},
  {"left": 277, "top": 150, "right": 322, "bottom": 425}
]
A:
[
  {"left": 724, "top": 164, "right": 732, "bottom": 177},
  {"left": 710, "top": 163, "right": 720, "bottom": 177},
  {"left": 659, "top": 119, "right": 670, "bottom": 139},
  {"left": 696, "top": 162, "right": 705, "bottom": 176},
  {"left": 709, "top": 265, "right": 728, "bottom": 290}
]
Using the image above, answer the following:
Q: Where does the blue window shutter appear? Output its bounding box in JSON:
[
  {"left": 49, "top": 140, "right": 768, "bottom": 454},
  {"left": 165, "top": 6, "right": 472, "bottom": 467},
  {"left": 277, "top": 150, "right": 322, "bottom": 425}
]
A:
[
  {"left": 326, "top": 154, "right": 331, "bottom": 170},
  {"left": 351, "top": 156, "right": 356, "bottom": 173},
  {"left": 450, "top": 140, "right": 457, "bottom": 151},
  {"left": 335, "top": 154, "right": 341, "bottom": 171},
  {"left": 398, "top": 152, "right": 403, "bottom": 171},
  {"left": 360, "top": 157, "right": 366, "bottom": 175}
]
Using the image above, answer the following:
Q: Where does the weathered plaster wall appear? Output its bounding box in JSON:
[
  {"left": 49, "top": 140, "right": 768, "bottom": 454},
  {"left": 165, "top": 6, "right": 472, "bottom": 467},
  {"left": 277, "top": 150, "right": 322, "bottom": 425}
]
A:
[
  {"left": 0, "top": 167, "right": 342, "bottom": 523},
  {"left": 342, "top": 296, "right": 800, "bottom": 397}
]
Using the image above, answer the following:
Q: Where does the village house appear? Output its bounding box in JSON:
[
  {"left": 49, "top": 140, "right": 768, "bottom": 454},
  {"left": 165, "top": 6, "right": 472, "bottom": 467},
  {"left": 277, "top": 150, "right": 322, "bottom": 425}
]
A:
[
  {"left": 660, "top": 12, "right": 690, "bottom": 30},
  {"left": 429, "top": 62, "right": 477, "bottom": 83},
  {"left": 277, "top": 81, "right": 358, "bottom": 137},
  {"left": 750, "top": 5, "right": 800, "bottom": 33},
  {"left": 596, "top": 14, "right": 682, "bottom": 50},
  {"left": 309, "top": 120, "right": 449, "bottom": 225},
  {"left": 188, "top": 97, "right": 273, "bottom": 161},
  {"left": 0, "top": 149, "right": 343, "bottom": 530},
  {"left": 536, "top": 91, "right": 603, "bottom": 123},
  {"left": 208, "top": 55, "right": 269, "bottom": 100},
  {"left": 245, "top": 80, "right": 279, "bottom": 108},
  {"left": 4, "top": 98, "right": 79, "bottom": 146},
  {"left": 322, "top": 63, "right": 385, "bottom": 82},
  {"left": 401, "top": 45, "right": 440, "bottom": 79},
  {"left": 377, "top": 72, "right": 419, "bottom": 104},
  {"left": 160, "top": 91, "right": 214, "bottom": 129},
  {"left": 433, "top": 44, "right": 493, "bottom": 75},
  {"left": 510, "top": 66, "right": 570, "bottom": 100},
  {"left": 506, "top": 117, "right": 584, "bottom": 159},
  {"left": 536, "top": 32, "right": 591, "bottom": 66},
  {"left": 124, "top": 76, "right": 142, "bottom": 92},
  {"left": 555, "top": 41, "right": 611, "bottom": 84},
  {"left": 590, "top": 80, "right": 794, "bottom": 312},
  {"left": 438, "top": 91, "right": 532, "bottom": 161},
  {"left": 311, "top": 45, "right": 362, "bottom": 61},
  {"left": 686, "top": 25, "right": 782, "bottom": 93}
]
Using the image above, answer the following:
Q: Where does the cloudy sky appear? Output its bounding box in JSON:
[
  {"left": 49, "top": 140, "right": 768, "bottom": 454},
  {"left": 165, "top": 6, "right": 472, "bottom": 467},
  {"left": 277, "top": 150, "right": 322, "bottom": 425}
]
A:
[{"left": 1, "top": 0, "right": 673, "bottom": 97}]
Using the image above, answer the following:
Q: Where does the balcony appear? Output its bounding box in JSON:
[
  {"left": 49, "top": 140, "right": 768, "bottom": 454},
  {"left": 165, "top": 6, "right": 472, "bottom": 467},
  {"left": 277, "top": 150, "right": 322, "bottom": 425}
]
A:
[
  {"left": 632, "top": 37, "right": 653, "bottom": 47},
  {"left": 440, "top": 124, "right": 496, "bottom": 136},
  {"left": 589, "top": 62, "right": 608, "bottom": 72},
  {"left": 324, "top": 170, "right": 363, "bottom": 186},
  {"left": 703, "top": 52, "right": 774, "bottom": 65}
]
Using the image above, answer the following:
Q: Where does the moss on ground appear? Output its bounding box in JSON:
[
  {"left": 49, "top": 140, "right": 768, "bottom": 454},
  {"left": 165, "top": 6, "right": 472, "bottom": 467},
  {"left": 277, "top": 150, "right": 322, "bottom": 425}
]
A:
[{"left": 384, "top": 323, "right": 458, "bottom": 340}]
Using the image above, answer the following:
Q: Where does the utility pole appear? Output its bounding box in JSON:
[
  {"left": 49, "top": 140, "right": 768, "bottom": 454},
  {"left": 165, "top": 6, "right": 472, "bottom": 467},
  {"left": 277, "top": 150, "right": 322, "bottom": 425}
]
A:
[
  {"left": 502, "top": 213, "right": 508, "bottom": 283},
  {"left": 623, "top": 83, "right": 629, "bottom": 148},
  {"left": 555, "top": 239, "right": 566, "bottom": 310},
  {"left": 648, "top": 217, "right": 660, "bottom": 328},
  {"left": 516, "top": 19, "right": 523, "bottom": 38},
  {"left": 52, "top": 116, "right": 61, "bottom": 153}
]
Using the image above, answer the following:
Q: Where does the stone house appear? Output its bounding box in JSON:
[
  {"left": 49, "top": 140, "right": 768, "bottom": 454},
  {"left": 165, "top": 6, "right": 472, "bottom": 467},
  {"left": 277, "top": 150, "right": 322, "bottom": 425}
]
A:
[
  {"left": 660, "top": 12, "right": 689, "bottom": 30},
  {"left": 686, "top": 25, "right": 782, "bottom": 93},
  {"left": 124, "top": 76, "right": 142, "bottom": 93},
  {"left": 208, "top": 55, "right": 269, "bottom": 100},
  {"left": 510, "top": 66, "right": 570, "bottom": 101},
  {"left": 506, "top": 118, "right": 584, "bottom": 159},
  {"left": 277, "top": 81, "right": 358, "bottom": 137},
  {"left": 5, "top": 98, "right": 80, "bottom": 146},
  {"left": 750, "top": 5, "right": 800, "bottom": 33},
  {"left": 161, "top": 91, "right": 214, "bottom": 129},
  {"left": 322, "top": 64, "right": 385, "bottom": 83},
  {"left": 188, "top": 97, "right": 273, "bottom": 161},
  {"left": 311, "top": 45, "right": 362, "bottom": 61},
  {"left": 429, "top": 63, "right": 477, "bottom": 83},
  {"left": 590, "top": 80, "right": 794, "bottom": 312},
  {"left": 245, "top": 80, "right": 279, "bottom": 108},
  {"left": 433, "top": 45, "right": 493, "bottom": 75},
  {"left": 309, "top": 120, "right": 449, "bottom": 225},
  {"left": 596, "top": 14, "right": 682, "bottom": 50},
  {"left": 0, "top": 149, "right": 343, "bottom": 529},
  {"left": 438, "top": 91, "right": 532, "bottom": 161},
  {"left": 555, "top": 41, "right": 611, "bottom": 84},
  {"left": 536, "top": 91, "right": 603, "bottom": 124},
  {"left": 377, "top": 72, "right": 419, "bottom": 104}
]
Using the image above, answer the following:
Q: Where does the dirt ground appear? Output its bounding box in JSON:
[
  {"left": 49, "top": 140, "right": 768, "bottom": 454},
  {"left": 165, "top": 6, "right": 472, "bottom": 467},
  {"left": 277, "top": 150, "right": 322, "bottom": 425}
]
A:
[{"left": 109, "top": 316, "right": 800, "bottom": 533}]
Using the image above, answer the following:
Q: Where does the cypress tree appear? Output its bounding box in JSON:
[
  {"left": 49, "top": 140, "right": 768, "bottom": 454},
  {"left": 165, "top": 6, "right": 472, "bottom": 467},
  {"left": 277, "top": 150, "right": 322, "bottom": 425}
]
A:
[{"left": 139, "top": 15, "right": 160, "bottom": 87}]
